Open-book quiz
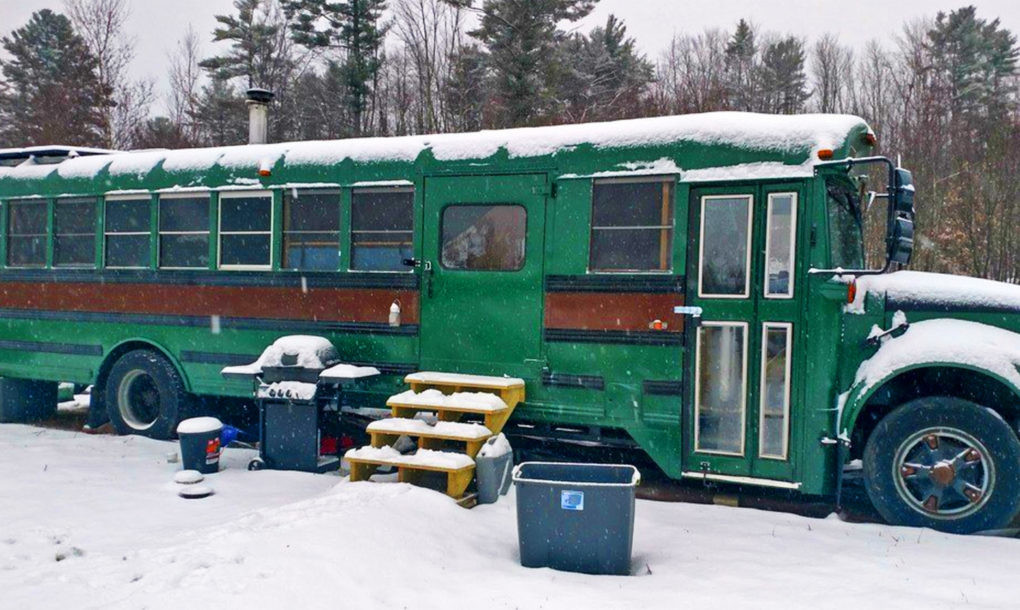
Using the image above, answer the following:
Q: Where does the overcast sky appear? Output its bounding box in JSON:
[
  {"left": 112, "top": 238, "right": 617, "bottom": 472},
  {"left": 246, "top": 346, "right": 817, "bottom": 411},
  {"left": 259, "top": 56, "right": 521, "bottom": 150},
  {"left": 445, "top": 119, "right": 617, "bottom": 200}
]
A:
[{"left": 2, "top": 0, "right": 1019, "bottom": 111}]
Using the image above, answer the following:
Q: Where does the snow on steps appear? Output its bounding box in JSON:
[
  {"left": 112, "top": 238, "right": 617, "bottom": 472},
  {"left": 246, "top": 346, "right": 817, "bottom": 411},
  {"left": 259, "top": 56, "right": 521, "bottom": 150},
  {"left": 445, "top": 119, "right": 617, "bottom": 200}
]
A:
[
  {"left": 345, "top": 445, "right": 474, "bottom": 471},
  {"left": 386, "top": 389, "right": 508, "bottom": 413},
  {"left": 367, "top": 418, "right": 492, "bottom": 440},
  {"left": 344, "top": 446, "right": 476, "bottom": 499},
  {"left": 367, "top": 418, "right": 494, "bottom": 458},
  {"left": 404, "top": 371, "right": 524, "bottom": 390}
]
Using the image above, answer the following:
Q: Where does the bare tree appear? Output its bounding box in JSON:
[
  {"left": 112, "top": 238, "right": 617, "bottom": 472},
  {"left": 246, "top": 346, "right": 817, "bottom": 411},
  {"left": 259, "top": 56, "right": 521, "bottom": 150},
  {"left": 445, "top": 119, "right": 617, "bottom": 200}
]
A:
[
  {"left": 653, "top": 29, "right": 730, "bottom": 114},
  {"left": 167, "top": 26, "right": 203, "bottom": 145},
  {"left": 65, "top": 0, "right": 154, "bottom": 148},
  {"left": 392, "top": 0, "right": 465, "bottom": 133},
  {"left": 811, "top": 34, "right": 854, "bottom": 112}
]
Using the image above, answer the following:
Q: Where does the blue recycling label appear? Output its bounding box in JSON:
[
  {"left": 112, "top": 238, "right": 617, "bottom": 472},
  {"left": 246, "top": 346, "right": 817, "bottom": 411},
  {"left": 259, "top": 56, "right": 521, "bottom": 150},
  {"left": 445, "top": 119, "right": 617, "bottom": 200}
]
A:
[{"left": 561, "top": 490, "right": 584, "bottom": 511}]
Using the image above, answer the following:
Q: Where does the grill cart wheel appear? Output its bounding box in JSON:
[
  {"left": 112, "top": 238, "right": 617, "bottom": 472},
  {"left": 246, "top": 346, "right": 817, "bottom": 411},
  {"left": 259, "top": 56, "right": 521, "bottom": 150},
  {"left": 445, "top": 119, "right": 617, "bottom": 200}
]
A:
[
  {"left": 105, "top": 350, "right": 192, "bottom": 440},
  {"left": 248, "top": 457, "right": 266, "bottom": 471},
  {"left": 863, "top": 397, "right": 1020, "bottom": 534}
]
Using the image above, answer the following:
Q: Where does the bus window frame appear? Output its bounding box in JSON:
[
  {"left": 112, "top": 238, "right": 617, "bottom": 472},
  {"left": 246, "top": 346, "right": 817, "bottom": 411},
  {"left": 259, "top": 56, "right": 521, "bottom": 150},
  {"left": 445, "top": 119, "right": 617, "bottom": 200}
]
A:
[
  {"left": 588, "top": 175, "right": 675, "bottom": 274},
  {"left": 281, "top": 187, "right": 342, "bottom": 272},
  {"left": 4, "top": 197, "right": 49, "bottom": 269},
  {"left": 103, "top": 193, "right": 153, "bottom": 270},
  {"left": 763, "top": 192, "right": 798, "bottom": 299},
  {"left": 349, "top": 186, "right": 415, "bottom": 273},
  {"left": 698, "top": 193, "right": 754, "bottom": 299},
  {"left": 217, "top": 190, "right": 274, "bottom": 271},
  {"left": 157, "top": 191, "right": 212, "bottom": 271}
]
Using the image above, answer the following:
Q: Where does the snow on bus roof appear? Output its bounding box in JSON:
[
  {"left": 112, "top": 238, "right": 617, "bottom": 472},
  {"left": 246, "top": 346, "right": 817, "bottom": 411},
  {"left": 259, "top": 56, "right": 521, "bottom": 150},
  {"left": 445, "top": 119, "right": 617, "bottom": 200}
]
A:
[{"left": 0, "top": 112, "right": 868, "bottom": 182}]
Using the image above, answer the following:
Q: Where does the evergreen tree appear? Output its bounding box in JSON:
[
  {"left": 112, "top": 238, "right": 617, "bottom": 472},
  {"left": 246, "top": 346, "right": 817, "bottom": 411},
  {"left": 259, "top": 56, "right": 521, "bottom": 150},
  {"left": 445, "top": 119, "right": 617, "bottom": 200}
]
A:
[
  {"left": 928, "top": 7, "right": 1019, "bottom": 127},
  {"left": 724, "top": 19, "right": 757, "bottom": 111},
  {"left": 282, "top": 0, "right": 389, "bottom": 135},
  {"left": 443, "top": 43, "right": 488, "bottom": 132},
  {"left": 0, "top": 9, "right": 112, "bottom": 147},
  {"left": 759, "top": 36, "right": 809, "bottom": 113},
  {"left": 558, "top": 15, "right": 653, "bottom": 122},
  {"left": 451, "top": 0, "right": 597, "bottom": 127},
  {"left": 192, "top": 79, "right": 249, "bottom": 146}
]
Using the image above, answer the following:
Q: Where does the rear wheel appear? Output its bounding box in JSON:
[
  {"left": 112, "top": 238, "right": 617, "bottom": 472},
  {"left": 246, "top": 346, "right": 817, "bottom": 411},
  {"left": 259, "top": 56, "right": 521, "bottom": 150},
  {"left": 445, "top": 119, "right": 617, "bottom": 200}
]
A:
[
  {"left": 863, "top": 397, "right": 1020, "bottom": 534},
  {"left": 105, "top": 350, "right": 191, "bottom": 440}
]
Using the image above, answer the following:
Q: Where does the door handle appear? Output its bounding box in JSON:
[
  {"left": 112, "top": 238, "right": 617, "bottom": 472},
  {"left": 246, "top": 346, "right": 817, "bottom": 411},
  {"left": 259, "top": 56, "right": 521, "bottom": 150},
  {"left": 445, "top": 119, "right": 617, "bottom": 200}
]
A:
[{"left": 673, "top": 306, "right": 703, "bottom": 318}]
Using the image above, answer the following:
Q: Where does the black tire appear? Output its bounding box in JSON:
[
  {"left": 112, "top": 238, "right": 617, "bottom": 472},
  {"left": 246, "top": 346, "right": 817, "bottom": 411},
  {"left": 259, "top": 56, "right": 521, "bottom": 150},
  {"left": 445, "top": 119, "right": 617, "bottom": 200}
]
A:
[
  {"left": 105, "top": 350, "right": 192, "bottom": 440},
  {"left": 863, "top": 397, "right": 1020, "bottom": 534}
]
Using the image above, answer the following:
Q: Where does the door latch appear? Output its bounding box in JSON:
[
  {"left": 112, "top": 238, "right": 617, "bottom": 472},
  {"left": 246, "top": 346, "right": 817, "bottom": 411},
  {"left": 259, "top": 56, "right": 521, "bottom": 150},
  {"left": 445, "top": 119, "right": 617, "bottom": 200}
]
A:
[{"left": 423, "top": 260, "right": 434, "bottom": 298}]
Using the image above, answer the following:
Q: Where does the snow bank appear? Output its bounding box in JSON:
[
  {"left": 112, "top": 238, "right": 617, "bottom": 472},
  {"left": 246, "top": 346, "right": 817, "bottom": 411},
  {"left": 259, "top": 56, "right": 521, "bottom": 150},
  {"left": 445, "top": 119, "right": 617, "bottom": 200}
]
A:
[
  {"left": 221, "top": 335, "right": 339, "bottom": 377},
  {"left": 853, "top": 318, "right": 1020, "bottom": 393},
  {"left": 2, "top": 425, "right": 1018, "bottom": 609},
  {"left": 851, "top": 270, "right": 1020, "bottom": 312},
  {"left": 388, "top": 389, "right": 508, "bottom": 412},
  {"left": 1, "top": 112, "right": 866, "bottom": 182}
]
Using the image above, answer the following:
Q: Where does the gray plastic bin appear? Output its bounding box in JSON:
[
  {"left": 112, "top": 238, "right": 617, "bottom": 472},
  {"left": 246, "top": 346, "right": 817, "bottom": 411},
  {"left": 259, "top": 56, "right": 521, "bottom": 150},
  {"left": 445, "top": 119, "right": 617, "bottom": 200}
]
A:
[
  {"left": 513, "top": 462, "right": 640, "bottom": 575},
  {"left": 475, "top": 435, "right": 513, "bottom": 504}
]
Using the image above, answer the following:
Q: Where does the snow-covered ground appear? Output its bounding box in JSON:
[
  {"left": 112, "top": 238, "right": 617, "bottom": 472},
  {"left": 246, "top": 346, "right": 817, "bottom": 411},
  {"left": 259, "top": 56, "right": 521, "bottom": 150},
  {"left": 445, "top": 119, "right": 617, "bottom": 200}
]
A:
[{"left": 1, "top": 423, "right": 1016, "bottom": 610}]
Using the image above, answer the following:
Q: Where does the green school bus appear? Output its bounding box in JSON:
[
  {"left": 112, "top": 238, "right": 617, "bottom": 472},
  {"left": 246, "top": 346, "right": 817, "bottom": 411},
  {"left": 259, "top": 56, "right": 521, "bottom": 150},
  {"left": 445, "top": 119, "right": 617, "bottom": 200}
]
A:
[{"left": 0, "top": 113, "right": 1018, "bottom": 533}]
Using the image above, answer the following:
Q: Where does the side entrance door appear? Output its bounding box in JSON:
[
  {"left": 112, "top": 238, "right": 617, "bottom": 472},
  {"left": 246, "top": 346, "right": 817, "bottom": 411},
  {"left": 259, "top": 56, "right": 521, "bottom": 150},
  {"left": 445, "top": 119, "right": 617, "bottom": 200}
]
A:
[
  {"left": 419, "top": 174, "right": 547, "bottom": 378},
  {"left": 683, "top": 183, "right": 804, "bottom": 485}
]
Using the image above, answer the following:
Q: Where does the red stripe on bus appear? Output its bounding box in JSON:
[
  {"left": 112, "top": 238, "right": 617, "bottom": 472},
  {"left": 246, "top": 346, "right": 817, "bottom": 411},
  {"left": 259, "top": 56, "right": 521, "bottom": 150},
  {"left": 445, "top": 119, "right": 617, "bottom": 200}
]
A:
[
  {"left": 0, "top": 282, "right": 419, "bottom": 324},
  {"left": 543, "top": 292, "right": 684, "bottom": 333}
]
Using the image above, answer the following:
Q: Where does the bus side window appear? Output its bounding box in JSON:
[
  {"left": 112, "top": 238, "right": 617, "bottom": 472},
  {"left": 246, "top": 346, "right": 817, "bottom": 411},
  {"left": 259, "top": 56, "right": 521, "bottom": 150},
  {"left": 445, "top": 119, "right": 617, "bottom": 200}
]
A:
[
  {"left": 53, "top": 198, "right": 97, "bottom": 268},
  {"left": 350, "top": 188, "right": 413, "bottom": 272},
  {"left": 589, "top": 177, "right": 674, "bottom": 273},
  {"left": 105, "top": 197, "right": 151, "bottom": 269},
  {"left": 218, "top": 192, "right": 272, "bottom": 269},
  {"left": 6, "top": 199, "right": 47, "bottom": 267},
  {"left": 159, "top": 194, "right": 210, "bottom": 269},
  {"left": 283, "top": 190, "right": 340, "bottom": 271}
]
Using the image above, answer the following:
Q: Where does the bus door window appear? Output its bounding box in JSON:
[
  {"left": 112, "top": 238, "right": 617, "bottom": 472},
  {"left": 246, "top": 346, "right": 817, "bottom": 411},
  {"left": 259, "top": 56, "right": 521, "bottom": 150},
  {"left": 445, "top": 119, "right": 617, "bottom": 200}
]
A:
[
  {"left": 764, "top": 193, "right": 797, "bottom": 298},
  {"left": 440, "top": 204, "right": 526, "bottom": 271}
]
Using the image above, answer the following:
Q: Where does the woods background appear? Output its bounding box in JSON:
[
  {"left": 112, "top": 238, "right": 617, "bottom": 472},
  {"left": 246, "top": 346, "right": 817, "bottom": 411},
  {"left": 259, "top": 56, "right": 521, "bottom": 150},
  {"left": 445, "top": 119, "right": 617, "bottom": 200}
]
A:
[{"left": 0, "top": 0, "right": 1017, "bottom": 282}]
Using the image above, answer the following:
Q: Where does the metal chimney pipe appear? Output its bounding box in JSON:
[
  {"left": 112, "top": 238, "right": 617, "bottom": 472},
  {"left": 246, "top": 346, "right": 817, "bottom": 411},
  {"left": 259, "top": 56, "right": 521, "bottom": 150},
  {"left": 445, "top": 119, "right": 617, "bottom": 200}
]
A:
[{"left": 246, "top": 88, "right": 274, "bottom": 145}]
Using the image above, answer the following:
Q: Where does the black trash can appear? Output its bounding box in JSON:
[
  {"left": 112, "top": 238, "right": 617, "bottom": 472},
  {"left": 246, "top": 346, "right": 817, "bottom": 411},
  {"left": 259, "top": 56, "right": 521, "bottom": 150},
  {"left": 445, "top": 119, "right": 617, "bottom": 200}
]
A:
[
  {"left": 513, "top": 462, "right": 640, "bottom": 576},
  {"left": 177, "top": 417, "right": 223, "bottom": 475}
]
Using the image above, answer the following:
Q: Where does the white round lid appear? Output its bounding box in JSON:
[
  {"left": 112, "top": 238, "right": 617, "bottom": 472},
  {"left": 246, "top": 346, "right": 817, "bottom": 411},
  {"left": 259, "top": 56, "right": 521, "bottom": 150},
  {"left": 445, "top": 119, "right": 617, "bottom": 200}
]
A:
[
  {"left": 174, "top": 470, "right": 204, "bottom": 485},
  {"left": 176, "top": 417, "right": 223, "bottom": 435}
]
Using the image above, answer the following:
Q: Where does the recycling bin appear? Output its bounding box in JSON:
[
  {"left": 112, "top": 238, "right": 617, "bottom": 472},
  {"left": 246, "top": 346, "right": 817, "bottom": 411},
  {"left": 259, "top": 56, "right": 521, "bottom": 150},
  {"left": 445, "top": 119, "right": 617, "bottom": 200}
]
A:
[{"left": 513, "top": 462, "right": 640, "bottom": 575}]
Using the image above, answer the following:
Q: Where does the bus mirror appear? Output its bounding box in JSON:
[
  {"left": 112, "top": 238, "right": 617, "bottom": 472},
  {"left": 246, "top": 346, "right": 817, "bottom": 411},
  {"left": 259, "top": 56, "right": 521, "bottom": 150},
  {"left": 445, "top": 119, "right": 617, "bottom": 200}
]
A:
[
  {"left": 893, "top": 168, "right": 914, "bottom": 215},
  {"left": 887, "top": 216, "right": 914, "bottom": 265}
]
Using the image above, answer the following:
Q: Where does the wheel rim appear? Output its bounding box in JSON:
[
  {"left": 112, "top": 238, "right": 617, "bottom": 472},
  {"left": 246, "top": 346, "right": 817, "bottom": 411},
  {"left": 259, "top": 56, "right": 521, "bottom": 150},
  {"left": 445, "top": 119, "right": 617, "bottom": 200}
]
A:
[
  {"left": 117, "top": 369, "right": 161, "bottom": 430},
  {"left": 892, "top": 426, "right": 995, "bottom": 520}
]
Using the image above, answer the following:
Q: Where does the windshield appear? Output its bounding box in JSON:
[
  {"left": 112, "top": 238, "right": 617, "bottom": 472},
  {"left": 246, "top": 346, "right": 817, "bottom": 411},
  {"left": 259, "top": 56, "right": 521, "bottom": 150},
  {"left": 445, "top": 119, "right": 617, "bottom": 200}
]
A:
[{"left": 826, "top": 181, "right": 865, "bottom": 269}]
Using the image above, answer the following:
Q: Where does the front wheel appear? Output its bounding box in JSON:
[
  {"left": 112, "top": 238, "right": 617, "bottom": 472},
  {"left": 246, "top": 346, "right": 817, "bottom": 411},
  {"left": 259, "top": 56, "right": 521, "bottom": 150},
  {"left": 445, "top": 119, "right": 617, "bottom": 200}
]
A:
[
  {"left": 863, "top": 397, "right": 1020, "bottom": 534},
  {"left": 105, "top": 350, "right": 192, "bottom": 440}
]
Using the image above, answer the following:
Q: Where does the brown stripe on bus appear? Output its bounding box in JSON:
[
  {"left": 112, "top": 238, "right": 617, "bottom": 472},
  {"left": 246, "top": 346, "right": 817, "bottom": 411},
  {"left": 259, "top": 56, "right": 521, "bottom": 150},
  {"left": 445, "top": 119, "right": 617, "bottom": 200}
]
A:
[{"left": 0, "top": 282, "right": 419, "bottom": 324}]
